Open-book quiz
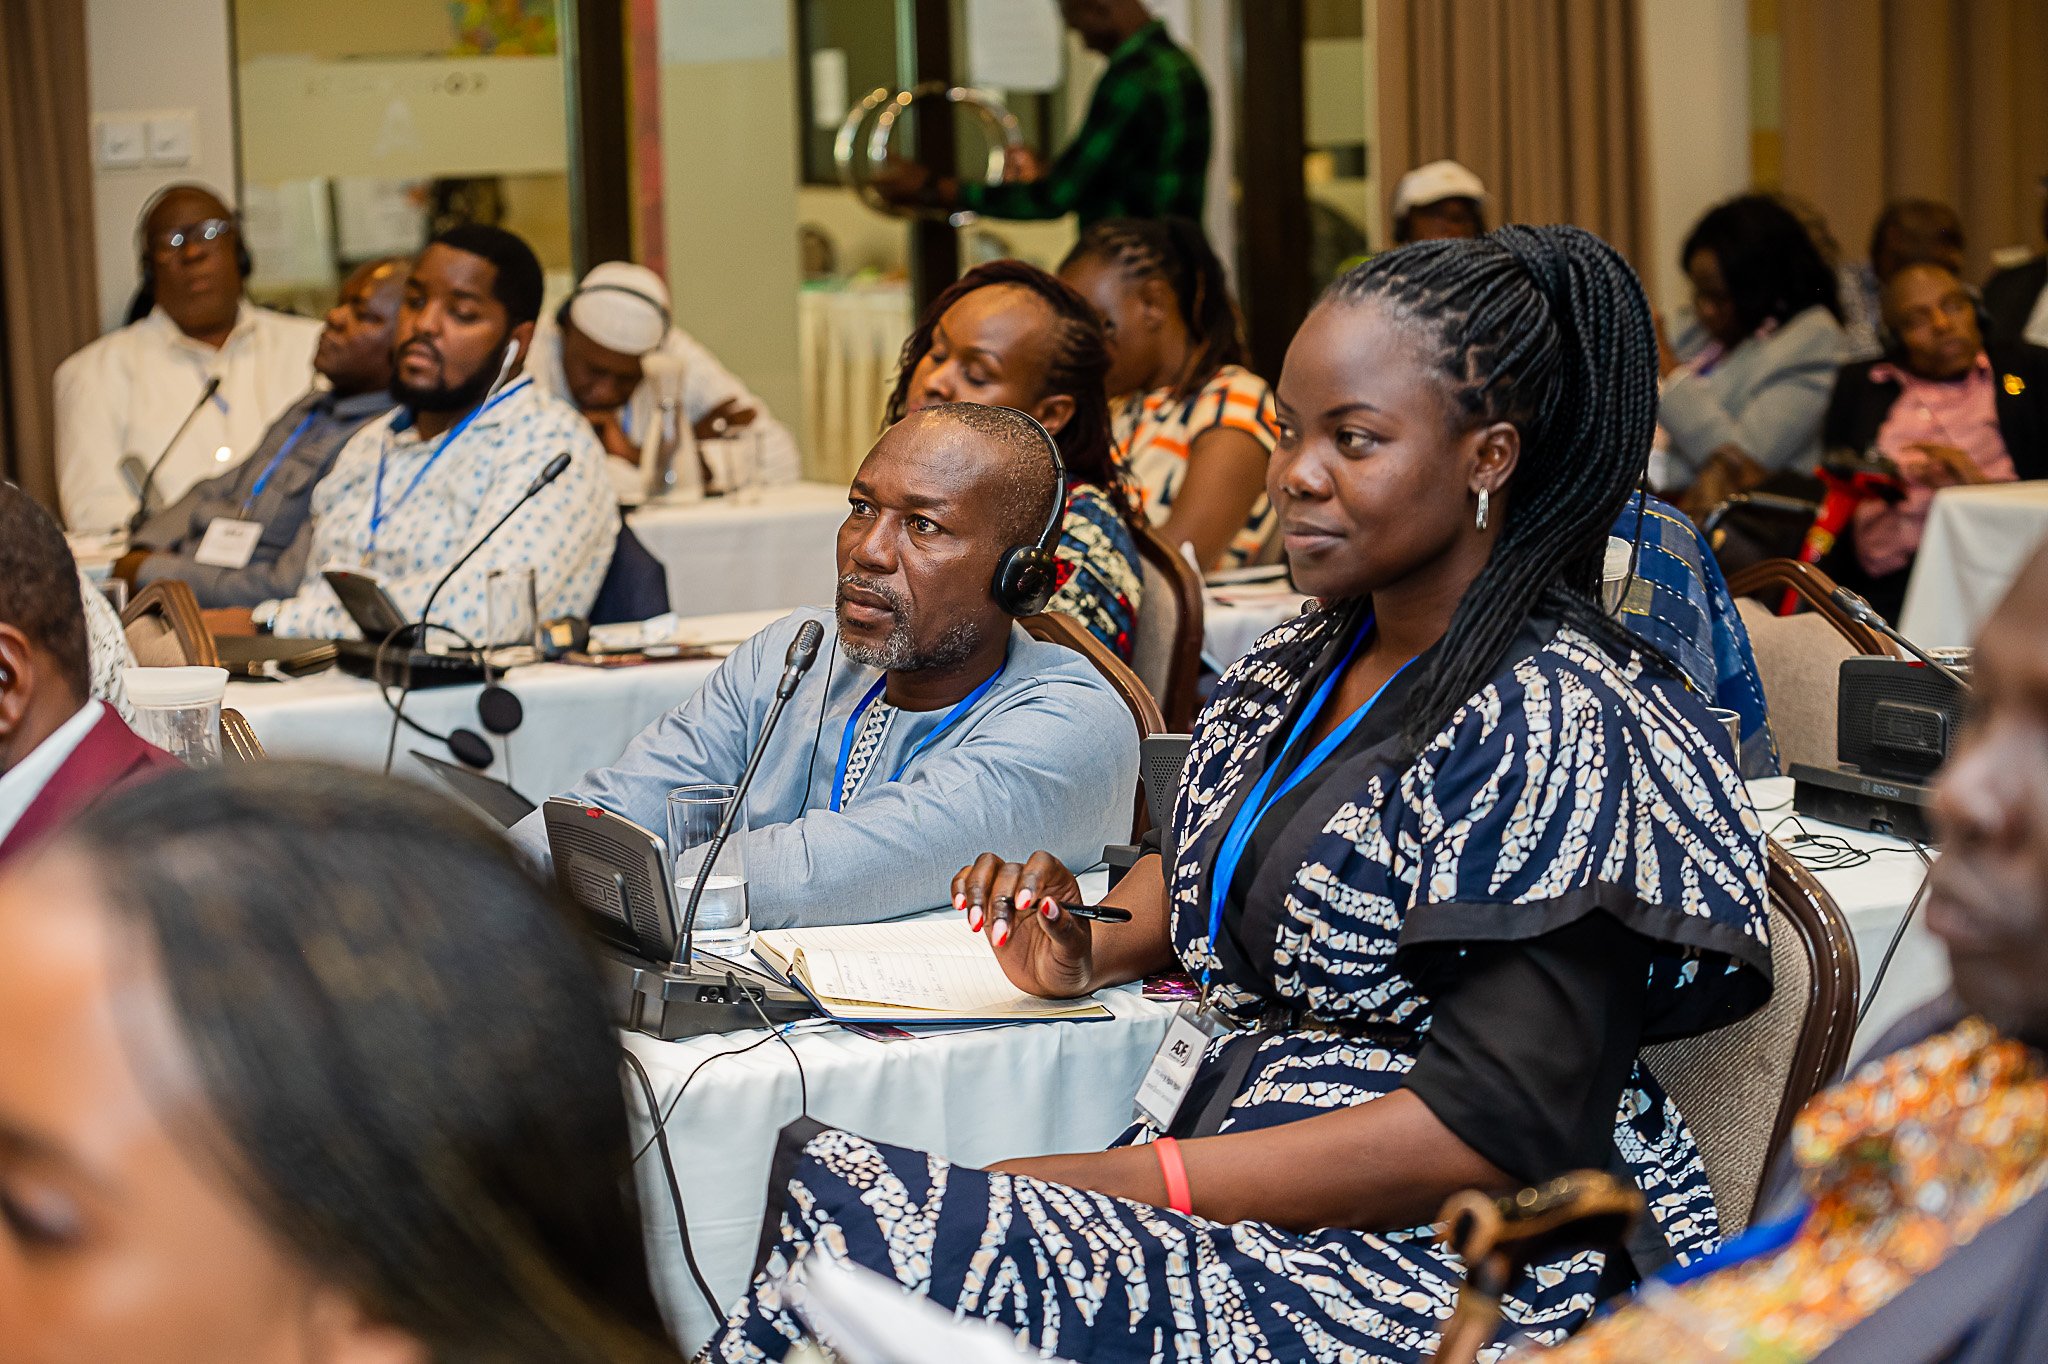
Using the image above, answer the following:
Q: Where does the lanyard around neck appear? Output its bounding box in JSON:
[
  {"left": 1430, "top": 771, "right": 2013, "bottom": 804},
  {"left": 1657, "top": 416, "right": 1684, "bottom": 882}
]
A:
[
  {"left": 1202, "top": 616, "right": 1412, "bottom": 991},
  {"left": 240, "top": 407, "right": 322, "bottom": 512},
  {"left": 365, "top": 378, "right": 529, "bottom": 557},
  {"left": 829, "top": 658, "right": 1007, "bottom": 813}
]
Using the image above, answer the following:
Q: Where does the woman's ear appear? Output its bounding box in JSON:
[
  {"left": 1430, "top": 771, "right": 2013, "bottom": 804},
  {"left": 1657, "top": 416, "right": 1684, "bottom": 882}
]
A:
[
  {"left": 1136, "top": 275, "right": 1178, "bottom": 329},
  {"left": 0, "top": 628, "right": 33, "bottom": 744},
  {"left": 1469, "top": 421, "right": 1521, "bottom": 495},
  {"left": 1032, "top": 392, "right": 1076, "bottom": 436},
  {"left": 298, "top": 1286, "right": 430, "bottom": 1364}
]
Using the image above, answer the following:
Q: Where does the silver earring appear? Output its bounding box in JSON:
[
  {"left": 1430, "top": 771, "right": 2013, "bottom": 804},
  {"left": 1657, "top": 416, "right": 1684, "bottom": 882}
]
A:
[{"left": 1475, "top": 488, "right": 1490, "bottom": 532}]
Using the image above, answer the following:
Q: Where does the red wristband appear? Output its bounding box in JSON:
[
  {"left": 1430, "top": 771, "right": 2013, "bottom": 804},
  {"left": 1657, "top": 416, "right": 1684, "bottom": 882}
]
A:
[{"left": 1154, "top": 1136, "right": 1193, "bottom": 1215}]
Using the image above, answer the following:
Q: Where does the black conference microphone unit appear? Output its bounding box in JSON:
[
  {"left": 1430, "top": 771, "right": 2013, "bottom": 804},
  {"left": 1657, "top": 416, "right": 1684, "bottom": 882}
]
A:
[
  {"left": 1790, "top": 586, "right": 1967, "bottom": 843},
  {"left": 362, "top": 451, "right": 575, "bottom": 773},
  {"left": 677, "top": 617, "right": 824, "bottom": 968},
  {"left": 126, "top": 375, "right": 221, "bottom": 533}
]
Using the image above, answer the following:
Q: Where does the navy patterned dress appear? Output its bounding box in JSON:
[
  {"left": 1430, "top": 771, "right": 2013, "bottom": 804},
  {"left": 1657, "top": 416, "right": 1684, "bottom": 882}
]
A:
[{"left": 709, "top": 603, "right": 1774, "bottom": 1364}]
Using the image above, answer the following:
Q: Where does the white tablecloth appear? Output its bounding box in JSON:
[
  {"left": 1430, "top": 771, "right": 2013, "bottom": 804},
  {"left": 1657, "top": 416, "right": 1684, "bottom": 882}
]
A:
[
  {"left": 798, "top": 284, "right": 914, "bottom": 483},
  {"left": 226, "top": 611, "right": 785, "bottom": 799},
  {"left": 1202, "top": 583, "right": 1309, "bottom": 674},
  {"left": 629, "top": 483, "right": 849, "bottom": 617},
  {"left": 1897, "top": 480, "right": 2048, "bottom": 647},
  {"left": 630, "top": 781, "right": 1942, "bottom": 1350},
  {"left": 1748, "top": 776, "right": 1947, "bottom": 1055}
]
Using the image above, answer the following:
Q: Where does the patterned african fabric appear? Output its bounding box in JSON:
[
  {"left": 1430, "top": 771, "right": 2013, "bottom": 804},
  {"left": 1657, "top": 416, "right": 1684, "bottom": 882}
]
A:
[
  {"left": 1544, "top": 1017, "right": 2048, "bottom": 1362},
  {"left": 707, "top": 604, "right": 1773, "bottom": 1364},
  {"left": 955, "top": 21, "right": 1209, "bottom": 226},
  {"left": 1114, "top": 364, "right": 1280, "bottom": 569},
  {"left": 1608, "top": 493, "right": 1780, "bottom": 778},
  {"left": 1048, "top": 484, "right": 1142, "bottom": 661}
]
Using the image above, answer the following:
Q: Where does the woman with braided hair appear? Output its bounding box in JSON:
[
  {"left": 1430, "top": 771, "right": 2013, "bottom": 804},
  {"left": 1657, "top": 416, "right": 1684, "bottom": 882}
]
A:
[
  {"left": 887, "top": 259, "right": 1146, "bottom": 659},
  {"left": 709, "top": 227, "right": 1772, "bottom": 1363},
  {"left": 1061, "top": 217, "right": 1281, "bottom": 569}
]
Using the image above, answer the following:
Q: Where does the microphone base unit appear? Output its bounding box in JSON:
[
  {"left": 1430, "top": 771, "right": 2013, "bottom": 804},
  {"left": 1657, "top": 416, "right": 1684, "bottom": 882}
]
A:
[
  {"left": 335, "top": 639, "right": 488, "bottom": 689},
  {"left": 597, "top": 942, "right": 818, "bottom": 1040},
  {"left": 1789, "top": 761, "right": 1937, "bottom": 845}
]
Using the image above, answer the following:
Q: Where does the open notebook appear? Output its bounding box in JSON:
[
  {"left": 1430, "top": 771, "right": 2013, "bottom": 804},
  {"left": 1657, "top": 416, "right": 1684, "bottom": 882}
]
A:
[{"left": 752, "top": 920, "right": 1111, "bottom": 1024}]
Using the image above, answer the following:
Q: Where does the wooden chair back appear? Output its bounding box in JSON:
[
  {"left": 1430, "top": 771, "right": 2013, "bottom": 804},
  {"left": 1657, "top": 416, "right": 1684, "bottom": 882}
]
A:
[
  {"left": 1128, "top": 521, "right": 1206, "bottom": 731},
  {"left": 220, "top": 707, "right": 265, "bottom": 763},
  {"left": 1021, "top": 611, "right": 1164, "bottom": 838},
  {"left": 120, "top": 580, "right": 219, "bottom": 668}
]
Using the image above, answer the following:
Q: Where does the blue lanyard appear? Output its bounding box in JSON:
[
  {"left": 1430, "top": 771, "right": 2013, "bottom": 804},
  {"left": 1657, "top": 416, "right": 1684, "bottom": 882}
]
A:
[
  {"left": 365, "top": 379, "right": 529, "bottom": 556},
  {"left": 829, "top": 659, "right": 1006, "bottom": 812},
  {"left": 1202, "top": 617, "right": 1412, "bottom": 990},
  {"left": 240, "top": 408, "right": 321, "bottom": 512}
]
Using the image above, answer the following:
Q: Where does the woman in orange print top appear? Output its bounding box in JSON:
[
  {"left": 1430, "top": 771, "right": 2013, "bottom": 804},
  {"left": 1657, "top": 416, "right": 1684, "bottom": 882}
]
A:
[{"left": 1061, "top": 217, "right": 1279, "bottom": 570}]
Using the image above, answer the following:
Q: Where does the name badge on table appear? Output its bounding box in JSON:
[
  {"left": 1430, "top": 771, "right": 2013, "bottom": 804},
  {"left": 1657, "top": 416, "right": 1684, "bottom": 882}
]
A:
[
  {"left": 193, "top": 518, "right": 264, "bottom": 569},
  {"left": 1133, "top": 1003, "right": 1231, "bottom": 1131}
]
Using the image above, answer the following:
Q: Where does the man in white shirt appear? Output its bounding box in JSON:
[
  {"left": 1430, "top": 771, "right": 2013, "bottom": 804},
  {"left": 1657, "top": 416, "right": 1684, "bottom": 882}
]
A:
[
  {"left": 0, "top": 487, "right": 177, "bottom": 866},
  {"left": 528, "top": 260, "right": 801, "bottom": 501},
  {"left": 54, "top": 183, "right": 321, "bottom": 534},
  {"left": 207, "top": 226, "right": 615, "bottom": 642}
]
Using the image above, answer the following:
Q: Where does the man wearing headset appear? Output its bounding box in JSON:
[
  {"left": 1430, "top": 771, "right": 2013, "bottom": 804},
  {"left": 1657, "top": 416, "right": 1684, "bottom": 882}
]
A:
[
  {"left": 508, "top": 403, "right": 1139, "bottom": 928},
  {"left": 528, "top": 261, "right": 801, "bottom": 502},
  {"left": 54, "top": 183, "right": 321, "bottom": 534}
]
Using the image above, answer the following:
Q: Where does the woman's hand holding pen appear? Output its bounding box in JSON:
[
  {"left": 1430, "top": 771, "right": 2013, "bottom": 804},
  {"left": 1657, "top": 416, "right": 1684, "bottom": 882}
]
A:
[{"left": 953, "top": 851, "right": 1097, "bottom": 1000}]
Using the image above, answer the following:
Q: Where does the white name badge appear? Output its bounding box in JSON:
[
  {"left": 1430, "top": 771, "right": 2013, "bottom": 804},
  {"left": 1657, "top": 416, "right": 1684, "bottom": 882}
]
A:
[
  {"left": 1133, "top": 1003, "right": 1230, "bottom": 1131},
  {"left": 193, "top": 517, "right": 264, "bottom": 569}
]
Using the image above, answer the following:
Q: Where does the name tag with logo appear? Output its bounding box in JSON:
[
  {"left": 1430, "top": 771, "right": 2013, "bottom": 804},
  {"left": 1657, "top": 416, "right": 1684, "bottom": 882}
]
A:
[
  {"left": 194, "top": 517, "right": 264, "bottom": 569},
  {"left": 1133, "top": 1003, "right": 1230, "bottom": 1131}
]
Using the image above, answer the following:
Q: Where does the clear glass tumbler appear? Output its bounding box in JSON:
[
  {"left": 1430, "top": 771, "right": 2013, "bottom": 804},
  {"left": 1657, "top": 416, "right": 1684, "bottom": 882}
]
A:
[
  {"left": 668, "top": 783, "right": 750, "bottom": 959},
  {"left": 484, "top": 566, "right": 540, "bottom": 667}
]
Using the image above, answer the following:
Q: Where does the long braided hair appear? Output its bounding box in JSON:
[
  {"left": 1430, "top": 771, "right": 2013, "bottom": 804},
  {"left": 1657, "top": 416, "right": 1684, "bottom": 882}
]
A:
[
  {"left": 884, "top": 259, "right": 1137, "bottom": 520},
  {"left": 1061, "top": 216, "right": 1247, "bottom": 400},
  {"left": 1323, "top": 224, "right": 1674, "bottom": 754}
]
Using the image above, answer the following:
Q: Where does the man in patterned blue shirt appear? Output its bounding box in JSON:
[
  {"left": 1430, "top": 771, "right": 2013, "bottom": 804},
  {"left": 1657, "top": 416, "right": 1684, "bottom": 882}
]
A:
[{"left": 212, "top": 226, "right": 616, "bottom": 642}]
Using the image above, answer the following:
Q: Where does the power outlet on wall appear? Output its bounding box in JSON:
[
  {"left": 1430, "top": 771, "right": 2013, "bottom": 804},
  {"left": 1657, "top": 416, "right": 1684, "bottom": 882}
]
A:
[
  {"left": 94, "top": 116, "right": 147, "bottom": 169},
  {"left": 146, "top": 113, "right": 196, "bottom": 167}
]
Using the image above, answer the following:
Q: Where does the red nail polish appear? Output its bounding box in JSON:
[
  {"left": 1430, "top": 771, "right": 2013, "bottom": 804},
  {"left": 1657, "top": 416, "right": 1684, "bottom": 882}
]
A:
[
  {"left": 968, "top": 908, "right": 983, "bottom": 932},
  {"left": 993, "top": 922, "right": 1010, "bottom": 948}
]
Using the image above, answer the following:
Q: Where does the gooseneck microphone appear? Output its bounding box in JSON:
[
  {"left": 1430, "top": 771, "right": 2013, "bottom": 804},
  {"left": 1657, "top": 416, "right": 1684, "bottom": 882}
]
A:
[
  {"left": 413, "top": 450, "right": 575, "bottom": 643},
  {"left": 377, "top": 450, "right": 576, "bottom": 774},
  {"left": 675, "top": 618, "right": 825, "bottom": 968},
  {"left": 127, "top": 375, "right": 222, "bottom": 533},
  {"left": 1830, "top": 586, "right": 1972, "bottom": 693}
]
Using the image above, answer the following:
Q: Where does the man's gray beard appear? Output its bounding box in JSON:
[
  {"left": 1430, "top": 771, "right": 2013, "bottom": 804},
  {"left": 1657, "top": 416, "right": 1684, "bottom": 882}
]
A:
[{"left": 837, "top": 608, "right": 984, "bottom": 674}]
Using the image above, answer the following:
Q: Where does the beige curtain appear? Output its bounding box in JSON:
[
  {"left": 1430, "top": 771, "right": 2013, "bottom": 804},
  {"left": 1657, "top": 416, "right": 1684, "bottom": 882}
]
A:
[
  {"left": 1376, "top": 0, "right": 1648, "bottom": 270},
  {"left": 1775, "top": 0, "right": 2048, "bottom": 282},
  {"left": 0, "top": 0, "right": 100, "bottom": 510}
]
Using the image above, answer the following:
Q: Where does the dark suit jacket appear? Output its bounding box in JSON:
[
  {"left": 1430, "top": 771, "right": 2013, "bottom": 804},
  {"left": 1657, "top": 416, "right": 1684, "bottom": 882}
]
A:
[
  {"left": 1819, "top": 342, "right": 2048, "bottom": 479},
  {"left": 1982, "top": 257, "right": 2047, "bottom": 348},
  {"left": 0, "top": 706, "right": 181, "bottom": 865}
]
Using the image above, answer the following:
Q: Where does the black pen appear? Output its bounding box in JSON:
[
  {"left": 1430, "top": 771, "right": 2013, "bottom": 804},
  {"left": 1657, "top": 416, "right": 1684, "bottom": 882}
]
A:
[{"left": 1047, "top": 900, "right": 1133, "bottom": 924}]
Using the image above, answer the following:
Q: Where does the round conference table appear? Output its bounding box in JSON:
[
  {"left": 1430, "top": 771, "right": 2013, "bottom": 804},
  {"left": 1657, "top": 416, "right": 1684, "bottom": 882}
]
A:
[{"left": 1897, "top": 479, "right": 2048, "bottom": 647}]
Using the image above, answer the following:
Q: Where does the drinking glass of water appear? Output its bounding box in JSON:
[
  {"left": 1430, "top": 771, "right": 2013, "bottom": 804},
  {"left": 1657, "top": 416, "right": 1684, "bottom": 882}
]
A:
[{"left": 668, "top": 783, "right": 750, "bottom": 958}]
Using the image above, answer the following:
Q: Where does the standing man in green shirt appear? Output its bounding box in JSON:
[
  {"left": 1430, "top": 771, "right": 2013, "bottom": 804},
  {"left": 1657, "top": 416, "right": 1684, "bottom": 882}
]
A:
[{"left": 874, "top": 0, "right": 1211, "bottom": 228}]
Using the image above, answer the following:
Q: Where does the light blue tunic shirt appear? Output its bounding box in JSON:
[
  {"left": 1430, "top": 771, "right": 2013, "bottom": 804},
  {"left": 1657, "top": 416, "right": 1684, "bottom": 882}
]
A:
[{"left": 508, "top": 608, "right": 1142, "bottom": 928}]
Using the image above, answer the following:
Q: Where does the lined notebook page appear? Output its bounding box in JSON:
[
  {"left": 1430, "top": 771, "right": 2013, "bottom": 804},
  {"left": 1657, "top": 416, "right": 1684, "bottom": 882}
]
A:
[{"left": 754, "top": 920, "right": 1101, "bottom": 1018}]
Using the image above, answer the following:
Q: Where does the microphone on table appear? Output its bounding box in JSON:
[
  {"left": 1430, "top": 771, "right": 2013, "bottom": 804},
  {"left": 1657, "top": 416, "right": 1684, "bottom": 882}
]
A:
[
  {"left": 1829, "top": 586, "right": 1972, "bottom": 693},
  {"left": 125, "top": 376, "right": 221, "bottom": 533},
  {"left": 675, "top": 618, "right": 825, "bottom": 969},
  {"left": 377, "top": 451, "right": 576, "bottom": 772}
]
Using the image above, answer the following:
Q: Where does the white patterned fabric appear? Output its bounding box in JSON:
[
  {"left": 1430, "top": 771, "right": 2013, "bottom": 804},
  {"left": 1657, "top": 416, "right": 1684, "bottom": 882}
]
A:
[
  {"left": 78, "top": 570, "right": 135, "bottom": 722},
  {"left": 259, "top": 378, "right": 616, "bottom": 640},
  {"left": 836, "top": 700, "right": 893, "bottom": 808},
  {"left": 711, "top": 603, "right": 1774, "bottom": 1364}
]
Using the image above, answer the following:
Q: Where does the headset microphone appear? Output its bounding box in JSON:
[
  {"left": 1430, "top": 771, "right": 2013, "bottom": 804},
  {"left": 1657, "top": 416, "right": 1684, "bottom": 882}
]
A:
[{"left": 989, "top": 408, "right": 1069, "bottom": 617}]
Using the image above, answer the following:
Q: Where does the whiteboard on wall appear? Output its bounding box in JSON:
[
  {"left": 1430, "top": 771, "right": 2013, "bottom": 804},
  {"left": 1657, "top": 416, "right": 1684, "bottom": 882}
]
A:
[{"left": 238, "top": 55, "right": 568, "bottom": 183}]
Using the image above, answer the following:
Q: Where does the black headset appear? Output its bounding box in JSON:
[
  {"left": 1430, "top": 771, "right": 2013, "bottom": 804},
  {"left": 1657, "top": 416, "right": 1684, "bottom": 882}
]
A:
[
  {"left": 989, "top": 408, "right": 1068, "bottom": 618},
  {"left": 134, "top": 184, "right": 253, "bottom": 292},
  {"left": 554, "top": 279, "right": 672, "bottom": 335}
]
